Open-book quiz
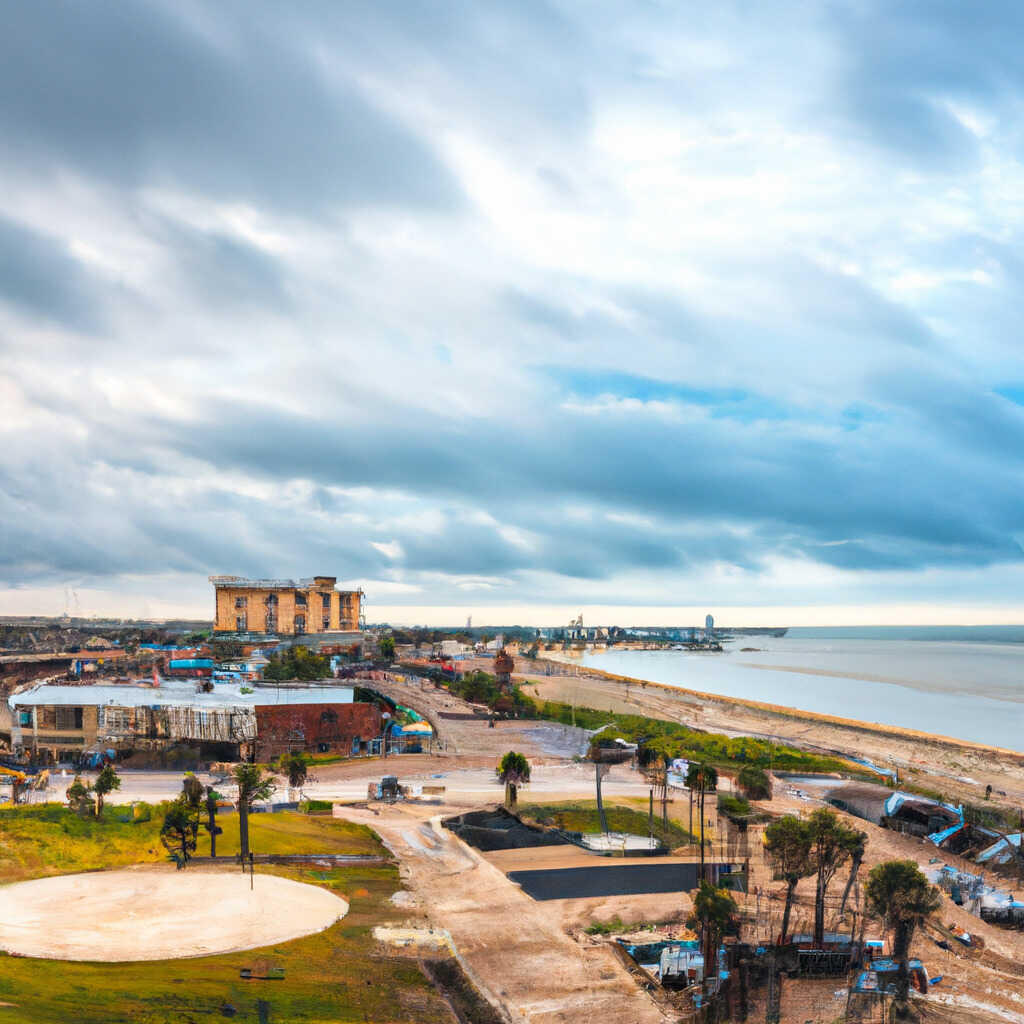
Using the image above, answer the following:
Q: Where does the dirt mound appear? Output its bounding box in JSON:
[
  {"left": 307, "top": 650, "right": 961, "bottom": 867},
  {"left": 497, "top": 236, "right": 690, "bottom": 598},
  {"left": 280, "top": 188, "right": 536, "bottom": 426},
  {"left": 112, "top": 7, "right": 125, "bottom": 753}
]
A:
[{"left": 443, "top": 807, "right": 572, "bottom": 851}]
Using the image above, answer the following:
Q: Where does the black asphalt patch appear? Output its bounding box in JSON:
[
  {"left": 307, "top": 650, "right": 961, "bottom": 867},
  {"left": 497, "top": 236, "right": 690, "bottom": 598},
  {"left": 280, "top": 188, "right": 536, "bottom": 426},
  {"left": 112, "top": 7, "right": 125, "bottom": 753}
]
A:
[{"left": 507, "top": 862, "right": 734, "bottom": 901}]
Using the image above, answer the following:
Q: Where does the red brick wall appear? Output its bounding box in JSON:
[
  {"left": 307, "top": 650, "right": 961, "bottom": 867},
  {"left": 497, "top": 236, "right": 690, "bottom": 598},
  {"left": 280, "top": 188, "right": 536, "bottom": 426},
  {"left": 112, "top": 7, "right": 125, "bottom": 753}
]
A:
[{"left": 254, "top": 702, "right": 382, "bottom": 761}]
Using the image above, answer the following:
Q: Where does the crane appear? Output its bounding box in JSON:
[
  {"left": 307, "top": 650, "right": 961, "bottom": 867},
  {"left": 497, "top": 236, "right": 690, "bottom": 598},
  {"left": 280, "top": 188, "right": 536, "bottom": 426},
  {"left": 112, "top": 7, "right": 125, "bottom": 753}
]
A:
[{"left": 0, "top": 764, "right": 29, "bottom": 805}]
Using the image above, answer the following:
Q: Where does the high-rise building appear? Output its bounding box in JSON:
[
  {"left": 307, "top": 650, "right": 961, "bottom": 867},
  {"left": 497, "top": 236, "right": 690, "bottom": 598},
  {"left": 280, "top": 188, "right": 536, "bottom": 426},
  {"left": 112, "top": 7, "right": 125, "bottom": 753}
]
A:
[
  {"left": 210, "top": 576, "right": 363, "bottom": 635},
  {"left": 705, "top": 613, "right": 714, "bottom": 631}
]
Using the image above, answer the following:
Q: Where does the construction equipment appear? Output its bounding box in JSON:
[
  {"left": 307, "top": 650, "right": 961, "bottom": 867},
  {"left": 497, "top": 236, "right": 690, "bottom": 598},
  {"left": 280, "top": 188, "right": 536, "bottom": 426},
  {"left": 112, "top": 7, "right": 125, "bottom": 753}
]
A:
[{"left": 0, "top": 764, "right": 30, "bottom": 805}]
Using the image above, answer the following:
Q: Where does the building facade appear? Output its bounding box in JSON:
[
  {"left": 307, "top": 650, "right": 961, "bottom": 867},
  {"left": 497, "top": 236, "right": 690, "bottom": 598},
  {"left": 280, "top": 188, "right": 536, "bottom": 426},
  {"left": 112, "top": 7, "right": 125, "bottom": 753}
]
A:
[
  {"left": 210, "top": 576, "right": 363, "bottom": 635},
  {"left": 6, "top": 680, "right": 374, "bottom": 764},
  {"left": 254, "top": 702, "right": 382, "bottom": 761}
]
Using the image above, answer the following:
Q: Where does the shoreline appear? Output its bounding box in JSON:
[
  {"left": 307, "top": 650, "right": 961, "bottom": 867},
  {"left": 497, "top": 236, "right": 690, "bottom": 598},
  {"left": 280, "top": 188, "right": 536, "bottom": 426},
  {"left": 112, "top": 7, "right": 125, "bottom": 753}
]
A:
[{"left": 530, "top": 652, "right": 1024, "bottom": 763}]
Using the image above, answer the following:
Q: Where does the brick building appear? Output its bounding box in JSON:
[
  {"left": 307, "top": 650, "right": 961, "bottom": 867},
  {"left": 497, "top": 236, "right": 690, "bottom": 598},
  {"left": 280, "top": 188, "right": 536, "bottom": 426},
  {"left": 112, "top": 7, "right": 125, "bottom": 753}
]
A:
[
  {"left": 254, "top": 702, "right": 382, "bottom": 761},
  {"left": 210, "top": 575, "right": 363, "bottom": 636}
]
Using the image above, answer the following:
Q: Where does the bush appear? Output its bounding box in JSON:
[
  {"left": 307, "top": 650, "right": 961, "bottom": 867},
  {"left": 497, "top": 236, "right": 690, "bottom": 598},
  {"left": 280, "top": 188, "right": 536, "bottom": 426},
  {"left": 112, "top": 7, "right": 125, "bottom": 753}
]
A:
[
  {"left": 522, "top": 696, "right": 857, "bottom": 776},
  {"left": 737, "top": 765, "right": 772, "bottom": 800},
  {"left": 585, "top": 915, "right": 625, "bottom": 935},
  {"left": 300, "top": 799, "right": 333, "bottom": 814}
]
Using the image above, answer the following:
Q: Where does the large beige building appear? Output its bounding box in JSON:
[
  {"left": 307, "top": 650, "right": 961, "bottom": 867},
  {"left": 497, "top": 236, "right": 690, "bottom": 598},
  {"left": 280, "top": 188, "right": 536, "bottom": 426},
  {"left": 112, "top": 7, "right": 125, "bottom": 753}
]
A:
[{"left": 210, "top": 576, "right": 363, "bottom": 635}]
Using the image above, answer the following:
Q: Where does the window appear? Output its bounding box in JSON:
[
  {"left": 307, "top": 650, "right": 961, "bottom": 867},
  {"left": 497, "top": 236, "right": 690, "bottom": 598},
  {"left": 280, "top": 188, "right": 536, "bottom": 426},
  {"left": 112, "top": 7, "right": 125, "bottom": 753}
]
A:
[
  {"left": 320, "top": 710, "right": 338, "bottom": 726},
  {"left": 234, "top": 596, "right": 247, "bottom": 609},
  {"left": 55, "top": 707, "right": 83, "bottom": 730},
  {"left": 322, "top": 593, "right": 332, "bottom": 611},
  {"left": 236, "top": 615, "right": 247, "bottom": 631},
  {"left": 103, "top": 708, "right": 132, "bottom": 733},
  {"left": 295, "top": 592, "right": 307, "bottom": 608},
  {"left": 294, "top": 614, "right": 306, "bottom": 634},
  {"left": 18, "top": 710, "right": 31, "bottom": 727}
]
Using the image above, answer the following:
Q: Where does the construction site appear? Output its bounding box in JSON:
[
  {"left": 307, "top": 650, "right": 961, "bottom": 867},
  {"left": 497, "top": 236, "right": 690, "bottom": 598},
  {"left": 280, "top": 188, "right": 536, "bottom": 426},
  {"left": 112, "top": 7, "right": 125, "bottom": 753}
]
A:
[{"left": 3, "top": 623, "right": 1024, "bottom": 1022}]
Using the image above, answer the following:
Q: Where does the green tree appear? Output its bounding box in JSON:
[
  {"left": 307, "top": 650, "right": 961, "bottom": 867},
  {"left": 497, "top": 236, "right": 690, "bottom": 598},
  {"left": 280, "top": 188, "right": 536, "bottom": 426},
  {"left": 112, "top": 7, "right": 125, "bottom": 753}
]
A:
[
  {"left": 737, "top": 765, "right": 771, "bottom": 801},
  {"left": 181, "top": 773, "right": 205, "bottom": 813},
  {"left": 686, "top": 762, "right": 718, "bottom": 880},
  {"left": 203, "top": 785, "right": 221, "bottom": 858},
  {"left": 687, "top": 881, "right": 737, "bottom": 985},
  {"left": 378, "top": 635, "right": 396, "bottom": 661},
  {"left": 277, "top": 750, "right": 309, "bottom": 791},
  {"left": 865, "top": 860, "right": 942, "bottom": 1018},
  {"left": 233, "top": 764, "right": 276, "bottom": 862},
  {"left": 161, "top": 799, "right": 198, "bottom": 869},
  {"left": 263, "top": 646, "right": 331, "bottom": 681},
  {"left": 66, "top": 775, "right": 93, "bottom": 816},
  {"left": 496, "top": 751, "right": 531, "bottom": 809},
  {"left": 764, "top": 815, "right": 816, "bottom": 942},
  {"left": 807, "top": 807, "right": 859, "bottom": 945},
  {"left": 93, "top": 763, "right": 121, "bottom": 815}
]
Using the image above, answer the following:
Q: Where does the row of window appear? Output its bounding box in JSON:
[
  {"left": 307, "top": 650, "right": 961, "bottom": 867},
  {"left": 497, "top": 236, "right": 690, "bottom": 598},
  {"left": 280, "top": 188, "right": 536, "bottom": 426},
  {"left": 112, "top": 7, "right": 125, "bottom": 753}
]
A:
[{"left": 234, "top": 592, "right": 336, "bottom": 610}]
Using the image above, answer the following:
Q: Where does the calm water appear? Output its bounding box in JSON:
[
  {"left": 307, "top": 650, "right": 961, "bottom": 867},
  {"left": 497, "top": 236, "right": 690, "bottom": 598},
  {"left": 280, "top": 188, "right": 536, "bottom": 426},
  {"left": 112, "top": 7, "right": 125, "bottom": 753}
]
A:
[{"left": 581, "top": 628, "right": 1024, "bottom": 751}]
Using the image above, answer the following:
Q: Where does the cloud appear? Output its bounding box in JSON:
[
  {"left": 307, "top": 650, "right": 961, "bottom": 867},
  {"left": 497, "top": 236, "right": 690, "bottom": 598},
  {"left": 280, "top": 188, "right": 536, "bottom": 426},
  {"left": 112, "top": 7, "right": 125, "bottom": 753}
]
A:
[
  {"left": 0, "top": 215, "right": 105, "bottom": 332},
  {"left": 3, "top": 1, "right": 1024, "bottom": 619}
]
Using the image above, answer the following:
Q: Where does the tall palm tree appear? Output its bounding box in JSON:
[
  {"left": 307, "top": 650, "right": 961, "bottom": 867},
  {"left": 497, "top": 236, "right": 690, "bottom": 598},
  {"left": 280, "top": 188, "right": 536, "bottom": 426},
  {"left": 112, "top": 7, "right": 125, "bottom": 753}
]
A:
[
  {"left": 233, "top": 763, "right": 276, "bottom": 863},
  {"left": 686, "top": 762, "right": 718, "bottom": 881},
  {"left": 688, "top": 880, "right": 737, "bottom": 993},
  {"left": 865, "top": 860, "right": 942, "bottom": 1018},
  {"left": 496, "top": 751, "right": 531, "bottom": 808},
  {"left": 764, "top": 814, "right": 816, "bottom": 942}
]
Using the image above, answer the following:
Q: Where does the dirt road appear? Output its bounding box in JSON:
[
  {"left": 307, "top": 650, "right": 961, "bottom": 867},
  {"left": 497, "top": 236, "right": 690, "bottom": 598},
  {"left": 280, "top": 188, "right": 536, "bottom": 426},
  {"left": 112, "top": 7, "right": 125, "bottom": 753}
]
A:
[{"left": 338, "top": 800, "right": 669, "bottom": 1024}]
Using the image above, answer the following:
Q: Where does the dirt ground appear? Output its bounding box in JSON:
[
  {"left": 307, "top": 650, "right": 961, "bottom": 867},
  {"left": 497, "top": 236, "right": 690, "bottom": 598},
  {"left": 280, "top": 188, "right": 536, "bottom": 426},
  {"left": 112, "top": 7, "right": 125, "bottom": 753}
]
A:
[
  {"left": 336, "top": 800, "right": 671, "bottom": 1024},
  {"left": 0, "top": 865, "right": 348, "bottom": 961}
]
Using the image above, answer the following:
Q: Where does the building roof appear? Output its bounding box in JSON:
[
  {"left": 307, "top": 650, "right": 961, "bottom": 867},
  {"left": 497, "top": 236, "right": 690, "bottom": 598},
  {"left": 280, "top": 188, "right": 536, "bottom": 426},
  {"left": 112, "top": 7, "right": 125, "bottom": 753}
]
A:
[
  {"left": 209, "top": 575, "right": 362, "bottom": 593},
  {"left": 9, "top": 679, "right": 355, "bottom": 712}
]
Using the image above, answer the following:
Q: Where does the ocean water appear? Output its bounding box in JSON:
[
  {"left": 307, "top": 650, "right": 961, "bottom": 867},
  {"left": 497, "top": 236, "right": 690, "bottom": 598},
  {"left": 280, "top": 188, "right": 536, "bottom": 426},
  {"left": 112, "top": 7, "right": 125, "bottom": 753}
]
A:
[{"left": 580, "top": 627, "right": 1024, "bottom": 751}]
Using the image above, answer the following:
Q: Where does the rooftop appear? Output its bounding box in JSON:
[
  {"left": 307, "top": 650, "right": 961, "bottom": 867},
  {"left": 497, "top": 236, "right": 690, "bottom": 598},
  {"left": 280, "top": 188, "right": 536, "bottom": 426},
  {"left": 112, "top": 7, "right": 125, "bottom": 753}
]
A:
[
  {"left": 209, "top": 576, "right": 362, "bottom": 593},
  {"left": 9, "top": 679, "right": 356, "bottom": 712}
]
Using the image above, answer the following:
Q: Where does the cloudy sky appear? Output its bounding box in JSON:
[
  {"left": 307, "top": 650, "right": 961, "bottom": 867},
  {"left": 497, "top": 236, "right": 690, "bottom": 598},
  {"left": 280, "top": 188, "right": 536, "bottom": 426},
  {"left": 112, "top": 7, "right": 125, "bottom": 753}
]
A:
[{"left": 4, "top": 1, "right": 1024, "bottom": 626}]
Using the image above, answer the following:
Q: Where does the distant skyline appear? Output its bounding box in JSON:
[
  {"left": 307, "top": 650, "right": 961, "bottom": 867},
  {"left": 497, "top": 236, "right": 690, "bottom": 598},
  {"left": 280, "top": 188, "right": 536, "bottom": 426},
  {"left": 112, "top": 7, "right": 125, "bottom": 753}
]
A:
[{"left": 4, "top": 4, "right": 1024, "bottom": 622}]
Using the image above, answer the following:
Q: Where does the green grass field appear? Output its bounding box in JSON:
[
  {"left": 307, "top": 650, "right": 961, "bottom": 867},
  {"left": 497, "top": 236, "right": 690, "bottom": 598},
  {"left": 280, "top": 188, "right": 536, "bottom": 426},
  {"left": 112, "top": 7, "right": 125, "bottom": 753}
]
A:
[
  {"left": 0, "top": 804, "right": 451, "bottom": 1023},
  {"left": 517, "top": 799, "right": 697, "bottom": 847},
  {"left": 0, "top": 802, "right": 380, "bottom": 883}
]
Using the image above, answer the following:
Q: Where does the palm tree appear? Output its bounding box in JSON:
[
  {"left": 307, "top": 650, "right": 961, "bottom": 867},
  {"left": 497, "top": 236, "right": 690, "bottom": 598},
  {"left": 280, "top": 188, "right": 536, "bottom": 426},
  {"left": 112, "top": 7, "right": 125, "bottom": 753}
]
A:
[
  {"left": 688, "top": 881, "right": 737, "bottom": 992},
  {"left": 686, "top": 762, "right": 718, "bottom": 881},
  {"left": 233, "top": 764, "right": 276, "bottom": 863},
  {"left": 496, "top": 751, "right": 531, "bottom": 809},
  {"left": 839, "top": 828, "right": 868, "bottom": 917},
  {"left": 277, "top": 750, "right": 309, "bottom": 798},
  {"left": 764, "top": 814, "right": 816, "bottom": 942},
  {"left": 865, "top": 860, "right": 942, "bottom": 1018}
]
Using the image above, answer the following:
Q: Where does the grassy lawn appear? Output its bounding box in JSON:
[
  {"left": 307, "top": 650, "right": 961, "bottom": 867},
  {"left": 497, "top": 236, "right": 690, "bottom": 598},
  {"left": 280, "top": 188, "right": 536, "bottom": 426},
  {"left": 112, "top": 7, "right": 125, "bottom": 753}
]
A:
[
  {"left": 0, "top": 803, "right": 383, "bottom": 883},
  {"left": 517, "top": 799, "right": 697, "bottom": 846},
  {"left": 0, "top": 805, "right": 451, "bottom": 1023}
]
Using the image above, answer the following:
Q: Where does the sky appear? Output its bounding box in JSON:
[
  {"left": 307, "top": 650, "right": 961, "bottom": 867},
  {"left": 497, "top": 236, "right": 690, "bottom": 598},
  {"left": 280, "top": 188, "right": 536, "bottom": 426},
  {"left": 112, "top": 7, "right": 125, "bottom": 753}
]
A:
[{"left": 4, "top": 1, "right": 1024, "bottom": 627}]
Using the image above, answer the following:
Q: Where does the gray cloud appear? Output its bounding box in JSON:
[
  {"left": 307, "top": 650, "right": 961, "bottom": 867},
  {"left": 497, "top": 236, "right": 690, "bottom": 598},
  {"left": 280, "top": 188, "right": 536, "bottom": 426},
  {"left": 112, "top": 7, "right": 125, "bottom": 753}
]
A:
[
  {"left": 3, "top": 1, "right": 1024, "bottom": 615},
  {"left": 0, "top": 216, "right": 104, "bottom": 331},
  {"left": 0, "top": 3, "right": 461, "bottom": 213}
]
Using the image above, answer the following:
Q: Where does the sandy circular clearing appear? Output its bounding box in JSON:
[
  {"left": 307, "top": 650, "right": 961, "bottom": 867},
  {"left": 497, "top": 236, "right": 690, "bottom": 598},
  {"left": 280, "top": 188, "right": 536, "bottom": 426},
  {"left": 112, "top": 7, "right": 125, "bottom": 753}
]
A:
[{"left": 0, "top": 868, "right": 348, "bottom": 961}]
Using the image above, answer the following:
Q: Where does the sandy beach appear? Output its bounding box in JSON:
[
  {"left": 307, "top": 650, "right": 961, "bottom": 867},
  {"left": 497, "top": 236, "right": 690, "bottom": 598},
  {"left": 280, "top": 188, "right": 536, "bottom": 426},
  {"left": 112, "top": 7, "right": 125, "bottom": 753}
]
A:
[{"left": 519, "top": 655, "right": 1024, "bottom": 812}]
